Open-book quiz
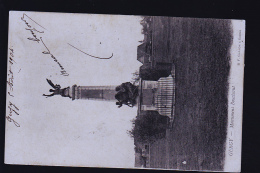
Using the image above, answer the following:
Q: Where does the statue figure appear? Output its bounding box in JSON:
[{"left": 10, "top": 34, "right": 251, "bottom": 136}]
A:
[
  {"left": 115, "top": 82, "right": 138, "bottom": 108},
  {"left": 115, "top": 92, "right": 131, "bottom": 108},
  {"left": 43, "top": 79, "right": 70, "bottom": 98},
  {"left": 42, "top": 79, "right": 138, "bottom": 107}
]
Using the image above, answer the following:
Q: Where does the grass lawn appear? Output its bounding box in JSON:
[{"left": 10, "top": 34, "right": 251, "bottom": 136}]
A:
[{"left": 148, "top": 17, "right": 232, "bottom": 171}]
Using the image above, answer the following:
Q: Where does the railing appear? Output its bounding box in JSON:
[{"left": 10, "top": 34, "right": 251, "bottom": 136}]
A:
[{"left": 155, "top": 76, "right": 175, "bottom": 117}]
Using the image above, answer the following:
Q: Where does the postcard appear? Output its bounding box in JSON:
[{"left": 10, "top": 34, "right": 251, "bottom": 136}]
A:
[{"left": 5, "top": 11, "right": 245, "bottom": 172}]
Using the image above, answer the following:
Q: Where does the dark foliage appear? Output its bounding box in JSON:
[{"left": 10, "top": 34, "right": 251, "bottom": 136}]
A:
[
  {"left": 144, "top": 17, "right": 232, "bottom": 171},
  {"left": 140, "top": 16, "right": 153, "bottom": 35},
  {"left": 139, "top": 64, "right": 170, "bottom": 81},
  {"left": 129, "top": 111, "right": 169, "bottom": 144}
]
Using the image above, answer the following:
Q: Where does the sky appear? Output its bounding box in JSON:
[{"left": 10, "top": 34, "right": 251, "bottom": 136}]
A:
[{"left": 5, "top": 11, "right": 143, "bottom": 168}]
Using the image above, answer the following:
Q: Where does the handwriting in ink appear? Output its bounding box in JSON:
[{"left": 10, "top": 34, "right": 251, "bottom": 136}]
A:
[
  {"left": 7, "top": 66, "right": 14, "bottom": 91},
  {"left": 8, "top": 92, "right": 14, "bottom": 97},
  {"left": 20, "top": 13, "right": 69, "bottom": 76},
  {"left": 8, "top": 48, "right": 16, "bottom": 65},
  {"left": 21, "top": 13, "right": 45, "bottom": 43},
  {"left": 41, "top": 37, "right": 69, "bottom": 76},
  {"left": 6, "top": 101, "right": 20, "bottom": 128},
  {"left": 68, "top": 43, "right": 113, "bottom": 59},
  {"left": 7, "top": 48, "right": 15, "bottom": 91},
  {"left": 6, "top": 116, "right": 20, "bottom": 127},
  {"left": 8, "top": 101, "right": 19, "bottom": 116},
  {"left": 6, "top": 48, "right": 20, "bottom": 127}
]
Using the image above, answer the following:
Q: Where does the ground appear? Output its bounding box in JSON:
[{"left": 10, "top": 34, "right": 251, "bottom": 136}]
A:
[{"left": 147, "top": 17, "right": 232, "bottom": 171}]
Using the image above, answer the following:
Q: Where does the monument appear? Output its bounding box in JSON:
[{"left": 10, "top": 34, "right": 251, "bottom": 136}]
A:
[{"left": 43, "top": 79, "right": 139, "bottom": 108}]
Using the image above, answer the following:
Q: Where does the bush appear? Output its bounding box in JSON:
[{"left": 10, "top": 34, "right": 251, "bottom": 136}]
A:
[
  {"left": 129, "top": 111, "right": 169, "bottom": 144},
  {"left": 139, "top": 65, "right": 170, "bottom": 81}
]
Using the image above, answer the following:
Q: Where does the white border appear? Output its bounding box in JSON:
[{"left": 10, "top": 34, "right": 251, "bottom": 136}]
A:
[{"left": 224, "top": 20, "right": 245, "bottom": 172}]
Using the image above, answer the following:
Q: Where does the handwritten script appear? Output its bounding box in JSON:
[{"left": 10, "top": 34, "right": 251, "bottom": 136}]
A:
[
  {"left": 6, "top": 48, "right": 20, "bottom": 127},
  {"left": 41, "top": 37, "right": 69, "bottom": 76},
  {"left": 21, "top": 13, "right": 69, "bottom": 76},
  {"left": 68, "top": 43, "right": 113, "bottom": 60}
]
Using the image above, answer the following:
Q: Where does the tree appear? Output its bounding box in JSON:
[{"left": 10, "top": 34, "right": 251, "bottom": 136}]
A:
[
  {"left": 139, "top": 64, "right": 171, "bottom": 81},
  {"left": 140, "top": 16, "right": 153, "bottom": 39},
  {"left": 129, "top": 111, "right": 169, "bottom": 144}
]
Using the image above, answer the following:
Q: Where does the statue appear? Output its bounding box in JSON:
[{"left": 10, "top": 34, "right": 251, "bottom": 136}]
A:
[
  {"left": 42, "top": 79, "right": 139, "bottom": 107},
  {"left": 115, "top": 82, "right": 139, "bottom": 108},
  {"left": 43, "top": 79, "right": 70, "bottom": 98}
]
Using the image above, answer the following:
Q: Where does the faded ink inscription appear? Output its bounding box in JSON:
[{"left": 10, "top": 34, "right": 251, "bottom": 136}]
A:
[
  {"left": 6, "top": 48, "right": 20, "bottom": 127},
  {"left": 21, "top": 13, "right": 69, "bottom": 76}
]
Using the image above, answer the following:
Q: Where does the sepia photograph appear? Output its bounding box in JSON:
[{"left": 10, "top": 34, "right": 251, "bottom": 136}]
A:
[{"left": 5, "top": 11, "right": 245, "bottom": 172}]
